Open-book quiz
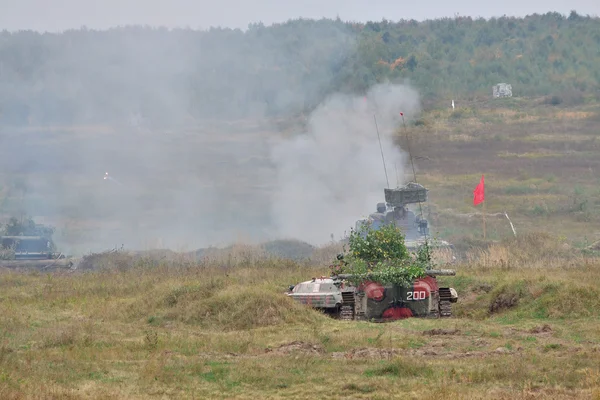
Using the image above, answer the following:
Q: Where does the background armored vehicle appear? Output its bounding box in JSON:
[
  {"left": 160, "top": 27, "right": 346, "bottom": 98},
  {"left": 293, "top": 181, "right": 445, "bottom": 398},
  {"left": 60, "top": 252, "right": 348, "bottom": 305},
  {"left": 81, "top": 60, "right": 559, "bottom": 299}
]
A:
[
  {"left": 0, "top": 217, "right": 73, "bottom": 268},
  {"left": 287, "top": 270, "right": 458, "bottom": 321},
  {"left": 1, "top": 235, "right": 56, "bottom": 260},
  {"left": 355, "top": 182, "right": 453, "bottom": 251}
]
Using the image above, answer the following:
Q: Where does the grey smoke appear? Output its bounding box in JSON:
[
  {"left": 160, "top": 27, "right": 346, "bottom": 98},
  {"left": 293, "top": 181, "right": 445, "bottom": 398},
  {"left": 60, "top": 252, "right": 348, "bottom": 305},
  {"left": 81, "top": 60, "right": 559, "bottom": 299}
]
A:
[
  {"left": 1, "top": 81, "right": 422, "bottom": 253},
  {"left": 0, "top": 27, "right": 423, "bottom": 254},
  {"left": 269, "top": 82, "right": 421, "bottom": 245}
]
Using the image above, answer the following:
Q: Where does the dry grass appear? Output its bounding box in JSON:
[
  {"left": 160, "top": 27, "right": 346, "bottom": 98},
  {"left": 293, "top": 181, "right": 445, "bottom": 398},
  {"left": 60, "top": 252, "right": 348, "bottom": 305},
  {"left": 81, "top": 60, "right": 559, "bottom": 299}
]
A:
[{"left": 1, "top": 236, "right": 600, "bottom": 399}]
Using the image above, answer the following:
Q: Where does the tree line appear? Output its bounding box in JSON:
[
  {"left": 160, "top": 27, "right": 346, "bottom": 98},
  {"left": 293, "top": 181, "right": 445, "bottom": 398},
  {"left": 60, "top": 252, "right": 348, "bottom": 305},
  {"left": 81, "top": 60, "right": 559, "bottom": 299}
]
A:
[{"left": 0, "top": 11, "right": 599, "bottom": 126}]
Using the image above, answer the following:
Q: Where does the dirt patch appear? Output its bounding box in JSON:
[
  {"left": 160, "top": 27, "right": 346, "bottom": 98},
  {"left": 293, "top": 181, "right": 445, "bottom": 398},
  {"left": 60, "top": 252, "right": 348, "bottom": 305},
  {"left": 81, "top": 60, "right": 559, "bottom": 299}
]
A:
[
  {"left": 331, "top": 347, "right": 401, "bottom": 359},
  {"left": 422, "top": 328, "right": 461, "bottom": 336},
  {"left": 489, "top": 290, "right": 520, "bottom": 314},
  {"left": 426, "top": 350, "right": 486, "bottom": 359},
  {"left": 198, "top": 351, "right": 241, "bottom": 359},
  {"left": 414, "top": 347, "right": 519, "bottom": 358},
  {"left": 331, "top": 346, "right": 518, "bottom": 360},
  {"left": 265, "top": 341, "right": 325, "bottom": 356},
  {"left": 529, "top": 324, "right": 553, "bottom": 334},
  {"left": 472, "top": 338, "right": 490, "bottom": 347}
]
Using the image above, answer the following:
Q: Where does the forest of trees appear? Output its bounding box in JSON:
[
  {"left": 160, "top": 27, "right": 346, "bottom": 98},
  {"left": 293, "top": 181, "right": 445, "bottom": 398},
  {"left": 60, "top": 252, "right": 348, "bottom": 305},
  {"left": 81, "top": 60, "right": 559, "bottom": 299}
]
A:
[{"left": 1, "top": 11, "right": 599, "bottom": 126}]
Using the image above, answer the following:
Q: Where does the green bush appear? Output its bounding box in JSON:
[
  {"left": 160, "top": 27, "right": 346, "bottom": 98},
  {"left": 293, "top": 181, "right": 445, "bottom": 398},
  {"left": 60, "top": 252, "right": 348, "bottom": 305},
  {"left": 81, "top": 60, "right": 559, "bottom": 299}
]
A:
[{"left": 331, "top": 223, "right": 430, "bottom": 286}]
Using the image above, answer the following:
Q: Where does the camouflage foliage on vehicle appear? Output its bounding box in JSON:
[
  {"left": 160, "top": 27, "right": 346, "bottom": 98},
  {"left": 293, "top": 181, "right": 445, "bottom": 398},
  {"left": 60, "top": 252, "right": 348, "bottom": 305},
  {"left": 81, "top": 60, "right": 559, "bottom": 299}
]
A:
[{"left": 331, "top": 222, "right": 429, "bottom": 287}]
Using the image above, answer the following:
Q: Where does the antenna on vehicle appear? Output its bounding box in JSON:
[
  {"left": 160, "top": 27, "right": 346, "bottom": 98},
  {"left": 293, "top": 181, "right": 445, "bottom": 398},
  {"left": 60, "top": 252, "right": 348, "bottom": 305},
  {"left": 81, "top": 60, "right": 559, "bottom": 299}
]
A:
[
  {"left": 373, "top": 114, "right": 390, "bottom": 189},
  {"left": 400, "top": 113, "right": 418, "bottom": 187},
  {"left": 400, "top": 112, "right": 428, "bottom": 241}
]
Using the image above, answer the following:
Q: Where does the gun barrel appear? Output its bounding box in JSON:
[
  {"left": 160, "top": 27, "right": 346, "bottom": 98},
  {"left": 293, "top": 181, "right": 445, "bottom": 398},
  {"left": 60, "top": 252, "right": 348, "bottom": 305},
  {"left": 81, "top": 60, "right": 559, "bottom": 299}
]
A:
[
  {"left": 0, "top": 236, "right": 45, "bottom": 240},
  {"left": 425, "top": 269, "right": 456, "bottom": 276},
  {"left": 333, "top": 269, "right": 456, "bottom": 280}
]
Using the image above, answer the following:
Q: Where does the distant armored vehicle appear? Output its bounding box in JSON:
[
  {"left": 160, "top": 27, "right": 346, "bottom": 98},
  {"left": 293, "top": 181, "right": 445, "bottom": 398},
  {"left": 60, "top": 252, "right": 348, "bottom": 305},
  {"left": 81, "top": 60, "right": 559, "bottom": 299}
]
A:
[
  {"left": 355, "top": 182, "right": 453, "bottom": 251},
  {"left": 1, "top": 235, "right": 56, "bottom": 260},
  {"left": 287, "top": 270, "right": 458, "bottom": 321},
  {"left": 0, "top": 218, "right": 72, "bottom": 269}
]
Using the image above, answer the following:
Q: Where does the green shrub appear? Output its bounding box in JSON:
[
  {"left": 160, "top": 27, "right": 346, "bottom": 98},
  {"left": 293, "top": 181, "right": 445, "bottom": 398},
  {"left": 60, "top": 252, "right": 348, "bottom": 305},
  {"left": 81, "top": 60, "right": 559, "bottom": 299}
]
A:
[{"left": 331, "top": 223, "right": 430, "bottom": 286}]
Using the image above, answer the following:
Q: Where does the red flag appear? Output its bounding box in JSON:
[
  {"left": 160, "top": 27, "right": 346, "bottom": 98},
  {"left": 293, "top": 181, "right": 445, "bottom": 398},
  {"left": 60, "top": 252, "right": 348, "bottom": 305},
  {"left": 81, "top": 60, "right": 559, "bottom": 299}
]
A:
[
  {"left": 473, "top": 175, "right": 485, "bottom": 205},
  {"left": 399, "top": 112, "right": 404, "bottom": 116}
]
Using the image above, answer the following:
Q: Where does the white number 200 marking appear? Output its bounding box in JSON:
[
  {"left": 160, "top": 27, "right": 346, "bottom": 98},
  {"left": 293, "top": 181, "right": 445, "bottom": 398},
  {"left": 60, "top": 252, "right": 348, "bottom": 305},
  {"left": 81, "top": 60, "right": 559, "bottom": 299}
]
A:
[{"left": 407, "top": 291, "right": 427, "bottom": 300}]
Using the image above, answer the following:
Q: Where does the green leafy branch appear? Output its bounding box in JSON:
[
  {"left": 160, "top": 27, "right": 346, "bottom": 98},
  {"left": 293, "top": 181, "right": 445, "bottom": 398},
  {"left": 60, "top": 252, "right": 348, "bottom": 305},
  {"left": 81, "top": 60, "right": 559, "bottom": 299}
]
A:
[{"left": 330, "top": 222, "right": 435, "bottom": 285}]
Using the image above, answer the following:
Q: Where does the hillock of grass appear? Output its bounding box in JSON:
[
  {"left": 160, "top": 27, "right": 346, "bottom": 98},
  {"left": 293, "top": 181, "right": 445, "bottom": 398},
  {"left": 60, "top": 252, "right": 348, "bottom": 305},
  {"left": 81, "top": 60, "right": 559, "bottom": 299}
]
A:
[
  {"left": 70, "top": 248, "right": 329, "bottom": 333},
  {"left": 260, "top": 239, "right": 316, "bottom": 261},
  {"left": 440, "top": 232, "right": 600, "bottom": 320},
  {"left": 132, "top": 282, "right": 323, "bottom": 331}
]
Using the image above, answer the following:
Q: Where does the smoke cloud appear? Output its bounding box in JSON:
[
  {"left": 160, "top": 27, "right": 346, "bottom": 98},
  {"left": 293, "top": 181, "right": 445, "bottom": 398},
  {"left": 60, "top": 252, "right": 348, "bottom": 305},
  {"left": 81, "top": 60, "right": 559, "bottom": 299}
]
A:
[
  {"left": 0, "top": 27, "right": 422, "bottom": 254},
  {"left": 269, "top": 83, "right": 420, "bottom": 245}
]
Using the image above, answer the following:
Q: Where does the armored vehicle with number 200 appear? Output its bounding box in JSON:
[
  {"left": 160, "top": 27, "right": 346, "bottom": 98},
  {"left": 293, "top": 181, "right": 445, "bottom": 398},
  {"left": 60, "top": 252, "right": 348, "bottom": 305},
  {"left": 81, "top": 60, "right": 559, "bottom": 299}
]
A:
[{"left": 287, "top": 270, "right": 458, "bottom": 321}]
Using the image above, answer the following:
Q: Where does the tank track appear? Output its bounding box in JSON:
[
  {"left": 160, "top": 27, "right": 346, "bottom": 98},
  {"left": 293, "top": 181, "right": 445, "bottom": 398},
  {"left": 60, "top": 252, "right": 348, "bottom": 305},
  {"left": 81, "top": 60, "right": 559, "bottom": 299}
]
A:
[
  {"left": 339, "top": 305, "right": 355, "bottom": 320},
  {"left": 439, "top": 301, "right": 452, "bottom": 317},
  {"left": 438, "top": 288, "right": 453, "bottom": 317}
]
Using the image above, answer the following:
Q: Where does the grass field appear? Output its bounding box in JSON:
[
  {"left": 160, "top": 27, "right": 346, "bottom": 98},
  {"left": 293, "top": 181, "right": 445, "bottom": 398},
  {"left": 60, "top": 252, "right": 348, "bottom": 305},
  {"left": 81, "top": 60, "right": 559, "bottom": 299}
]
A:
[
  {"left": 1, "top": 97, "right": 600, "bottom": 398},
  {"left": 1, "top": 235, "right": 600, "bottom": 399}
]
